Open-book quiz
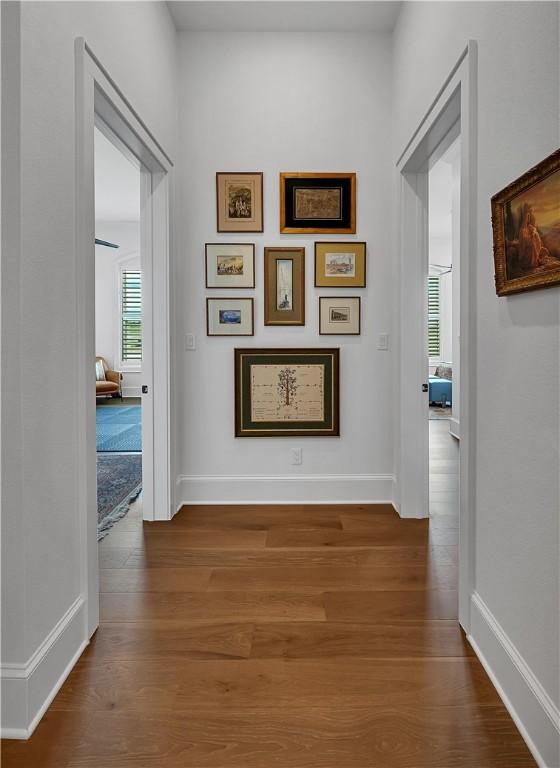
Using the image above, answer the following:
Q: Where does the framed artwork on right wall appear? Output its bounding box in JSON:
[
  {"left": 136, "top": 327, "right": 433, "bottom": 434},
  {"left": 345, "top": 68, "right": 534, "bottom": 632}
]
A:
[{"left": 314, "top": 241, "right": 366, "bottom": 287}]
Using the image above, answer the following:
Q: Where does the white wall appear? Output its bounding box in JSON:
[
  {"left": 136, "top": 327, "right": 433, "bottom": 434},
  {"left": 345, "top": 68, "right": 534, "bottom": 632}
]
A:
[
  {"left": 176, "top": 30, "right": 393, "bottom": 504},
  {"left": 1, "top": 0, "right": 177, "bottom": 736},
  {"left": 95, "top": 221, "right": 141, "bottom": 396},
  {"left": 393, "top": 3, "right": 559, "bottom": 764}
]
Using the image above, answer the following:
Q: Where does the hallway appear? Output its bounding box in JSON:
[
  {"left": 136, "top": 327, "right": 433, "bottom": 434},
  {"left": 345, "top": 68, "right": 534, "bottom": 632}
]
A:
[{"left": 2, "top": 503, "right": 534, "bottom": 767}]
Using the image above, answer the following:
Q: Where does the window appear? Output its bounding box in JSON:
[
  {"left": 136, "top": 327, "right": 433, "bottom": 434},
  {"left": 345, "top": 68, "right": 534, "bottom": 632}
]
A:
[
  {"left": 428, "top": 275, "right": 441, "bottom": 358},
  {"left": 121, "top": 269, "right": 142, "bottom": 364}
]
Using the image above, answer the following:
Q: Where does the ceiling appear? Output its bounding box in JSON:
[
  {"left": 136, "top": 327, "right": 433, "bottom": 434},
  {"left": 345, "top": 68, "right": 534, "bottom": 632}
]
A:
[
  {"left": 167, "top": 1, "right": 402, "bottom": 33},
  {"left": 94, "top": 128, "right": 140, "bottom": 222}
]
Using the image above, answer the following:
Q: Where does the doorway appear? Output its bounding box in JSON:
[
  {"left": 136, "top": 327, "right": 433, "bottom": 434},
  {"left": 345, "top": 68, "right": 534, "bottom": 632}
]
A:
[
  {"left": 75, "top": 40, "right": 173, "bottom": 637},
  {"left": 94, "top": 128, "right": 143, "bottom": 543}
]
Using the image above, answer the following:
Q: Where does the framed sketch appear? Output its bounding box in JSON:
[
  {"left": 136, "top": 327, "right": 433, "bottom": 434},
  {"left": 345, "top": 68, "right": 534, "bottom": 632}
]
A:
[
  {"left": 234, "top": 348, "right": 340, "bottom": 437},
  {"left": 205, "top": 243, "right": 255, "bottom": 288},
  {"left": 264, "top": 247, "right": 305, "bottom": 326},
  {"left": 319, "top": 297, "right": 360, "bottom": 335},
  {"left": 207, "top": 298, "right": 254, "bottom": 336},
  {"left": 315, "top": 241, "right": 366, "bottom": 287},
  {"left": 280, "top": 173, "right": 356, "bottom": 233},
  {"left": 216, "top": 172, "right": 263, "bottom": 233},
  {"left": 492, "top": 148, "right": 560, "bottom": 296}
]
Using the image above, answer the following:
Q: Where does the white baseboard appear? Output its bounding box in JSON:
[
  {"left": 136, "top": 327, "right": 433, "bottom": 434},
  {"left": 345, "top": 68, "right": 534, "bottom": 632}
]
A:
[
  {"left": 449, "top": 417, "right": 460, "bottom": 439},
  {"left": 469, "top": 592, "right": 560, "bottom": 768},
  {"left": 1, "top": 596, "right": 87, "bottom": 739},
  {"left": 175, "top": 473, "right": 395, "bottom": 507}
]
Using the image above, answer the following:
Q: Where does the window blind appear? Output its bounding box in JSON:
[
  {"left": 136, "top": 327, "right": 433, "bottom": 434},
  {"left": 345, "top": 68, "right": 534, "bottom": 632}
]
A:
[
  {"left": 121, "top": 269, "right": 142, "bottom": 362},
  {"left": 428, "top": 275, "right": 441, "bottom": 358}
]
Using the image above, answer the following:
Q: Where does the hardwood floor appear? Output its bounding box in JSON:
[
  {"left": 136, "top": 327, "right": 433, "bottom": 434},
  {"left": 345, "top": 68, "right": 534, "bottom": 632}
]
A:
[{"left": 2, "top": 441, "right": 535, "bottom": 767}]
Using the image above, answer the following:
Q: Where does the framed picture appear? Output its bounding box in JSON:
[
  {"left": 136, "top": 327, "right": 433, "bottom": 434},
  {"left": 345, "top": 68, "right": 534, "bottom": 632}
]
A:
[
  {"left": 205, "top": 243, "right": 255, "bottom": 288},
  {"left": 206, "top": 298, "right": 254, "bottom": 336},
  {"left": 234, "top": 348, "right": 340, "bottom": 437},
  {"left": 319, "top": 297, "right": 361, "bottom": 335},
  {"left": 315, "top": 241, "right": 366, "bottom": 287},
  {"left": 491, "top": 148, "right": 560, "bottom": 296},
  {"left": 264, "top": 247, "right": 305, "bottom": 326},
  {"left": 216, "top": 172, "right": 263, "bottom": 233},
  {"left": 280, "top": 172, "right": 356, "bottom": 234}
]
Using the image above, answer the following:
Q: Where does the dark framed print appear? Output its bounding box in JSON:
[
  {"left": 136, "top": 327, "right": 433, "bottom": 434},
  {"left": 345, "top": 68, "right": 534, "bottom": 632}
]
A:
[
  {"left": 207, "top": 298, "right": 254, "bottom": 336},
  {"left": 491, "top": 148, "right": 560, "bottom": 296},
  {"left": 264, "top": 247, "right": 305, "bottom": 326},
  {"left": 319, "top": 297, "right": 361, "bottom": 335},
  {"left": 216, "top": 172, "right": 263, "bottom": 233},
  {"left": 234, "top": 348, "right": 340, "bottom": 437},
  {"left": 314, "top": 241, "right": 366, "bottom": 287},
  {"left": 205, "top": 243, "right": 255, "bottom": 288},
  {"left": 280, "top": 172, "right": 356, "bottom": 234}
]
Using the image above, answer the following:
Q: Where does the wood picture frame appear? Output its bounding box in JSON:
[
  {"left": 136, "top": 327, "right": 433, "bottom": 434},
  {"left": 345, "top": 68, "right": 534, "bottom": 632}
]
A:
[
  {"left": 319, "top": 296, "right": 361, "bottom": 335},
  {"left": 491, "top": 148, "right": 560, "bottom": 296},
  {"left": 216, "top": 172, "right": 263, "bottom": 233},
  {"left": 234, "top": 348, "right": 340, "bottom": 437},
  {"left": 205, "top": 243, "right": 255, "bottom": 289},
  {"left": 206, "top": 298, "right": 254, "bottom": 336},
  {"left": 264, "top": 247, "right": 305, "bottom": 326},
  {"left": 280, "top": 172, "right": 356, "bottom": 234},
  {"left": 314, "top": 241, "right": 366, "bottom": 287}
]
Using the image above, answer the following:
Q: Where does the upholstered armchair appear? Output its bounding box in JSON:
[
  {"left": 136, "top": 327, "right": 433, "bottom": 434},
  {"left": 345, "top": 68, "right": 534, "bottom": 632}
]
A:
[{"left": 95, "top": 357, "right": 122, "bottom": 399}]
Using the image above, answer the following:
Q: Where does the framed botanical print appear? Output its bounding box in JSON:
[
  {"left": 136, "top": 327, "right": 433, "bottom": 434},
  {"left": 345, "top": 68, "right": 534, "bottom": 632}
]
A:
[
  {"left": 264, "top": 247, "right": 305, "bottom": 326},
  {"left": 205, "top": 243, "right": 255, "bottom": 288},
  {"left": 216, "top": 172, "right": 263, "bottom": 233},
  {"left": 234, "top": 348, "right": 340, "bottom": 437},
  {"left": 319, "top": 297, "right": 361, "bottom": 335},
  {"left": 280, "top": 172, "right": 356, "bottom": 234},
  {"left": 207, "top": 298, "right": 254, "bottom": 336},
  {"left": 315, "top": 241, "right": 366, "bottom": 287},
  {"left": 492, "top": 148, "right": 560, "bottom": 296}
]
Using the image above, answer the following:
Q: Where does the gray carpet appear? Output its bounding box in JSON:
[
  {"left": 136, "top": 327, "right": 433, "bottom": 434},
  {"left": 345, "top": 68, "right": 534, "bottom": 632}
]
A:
[{"left": 97, "top": 453, "right": 142, "bottom": 540}]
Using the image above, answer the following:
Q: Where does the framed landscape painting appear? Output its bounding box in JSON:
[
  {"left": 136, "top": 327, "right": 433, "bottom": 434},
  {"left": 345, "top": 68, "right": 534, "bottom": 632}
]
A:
[
  {"left": 264, "top": 247, "right": 305, "bottom": 326},
  {"left": 216, "top": 172, "right": 263, "bottom": 233},
  {"left": 205, "top": 243, "right": 255, "bottom": 288},
  {"left": 280, "top": 173, "right": 356, "bottom": 234},
  {"left": 491, "top": 148, "right": 560, "bottom": 296},
  {"left": 315, "top": 241, "right": 366, "bottom": 287},
  {"left": 206, "top": 298, "right": 254, "bottom": 336},
  {"left": 319, "top": 297, "right": 361, "bottom": 335},
  {"left": 234, "top": 348, "right": 340, "bottom": 437}
]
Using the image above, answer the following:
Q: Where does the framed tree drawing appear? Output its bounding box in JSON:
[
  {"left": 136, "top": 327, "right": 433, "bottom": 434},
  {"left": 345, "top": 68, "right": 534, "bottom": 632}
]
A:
[
  {"left": 280, "top": 173, "right": 356, "bottom": 234},
  {"left": 216, "top": 172, "right": 263, "bottom": 233},
  {"left": 264, "top": 247, "right": 305, "bottom": 325},
  {"left": 491, "top": 148, "right": 560, "bottom": 295},
  {"left": 234, "top": 348, "right": 340, "bottom": 437},
  {"left": 205, "top": 243, "right": 255, "bottom": 288}
]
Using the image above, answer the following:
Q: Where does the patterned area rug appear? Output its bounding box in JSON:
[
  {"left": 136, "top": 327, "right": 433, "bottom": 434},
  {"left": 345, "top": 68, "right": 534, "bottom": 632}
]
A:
[
  {"left": 96, "top": 405, "right": 142, "bottom": 452},
  {"left": 97, "top": 454, "right": 142, "bottom": 540},
  {"left": 429, "top": 405, "right": 452, "bottom": 420}
]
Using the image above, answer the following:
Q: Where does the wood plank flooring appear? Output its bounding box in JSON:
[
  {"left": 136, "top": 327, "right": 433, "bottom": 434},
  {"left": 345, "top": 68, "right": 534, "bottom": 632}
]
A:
[{"left": 2, "top": 425, "right": 535, "bottom": 767}]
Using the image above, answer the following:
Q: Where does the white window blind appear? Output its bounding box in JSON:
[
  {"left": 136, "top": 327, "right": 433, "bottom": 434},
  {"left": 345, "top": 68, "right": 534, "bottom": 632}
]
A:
[
  {"left": 428, "top": 275, "right": 441, "bottom": 358},
  {"left": 121, "top": 269, "right": 142, "bottom": 362}
]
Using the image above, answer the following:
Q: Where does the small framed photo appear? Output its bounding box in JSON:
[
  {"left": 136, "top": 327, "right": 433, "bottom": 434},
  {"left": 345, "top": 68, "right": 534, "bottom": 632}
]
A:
[
  {"left": 315, "top": 241, "right": 366, "bottom": 287},
  {"left": 319, "top": 297, "right": 361, "bottom": 335},
  {"left": 264, "top": 247, "right": 305, "bottom": 326},
  {"left": 205, "top": 243, "right": 255, "bottom": 289},
  {"left": 280, "top": 172, "right": 356, "bottom": 234},
  {"left": 216, "top": 172, "right": 263, "bottom": 233},
  {"left": 491, "top": 148, "right": 560, "bottom": 296},
  {"left": 206, "top": 298, "right": 254, "bottom": 336}
]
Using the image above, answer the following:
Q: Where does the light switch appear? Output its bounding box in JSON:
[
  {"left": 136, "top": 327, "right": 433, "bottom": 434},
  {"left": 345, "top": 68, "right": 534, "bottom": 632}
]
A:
[
  {"left": 377, "top": 333, "right": 389, "bottom": 351},
  {"left": 185, "top": 333, "right": 196, "bottom": 351}
]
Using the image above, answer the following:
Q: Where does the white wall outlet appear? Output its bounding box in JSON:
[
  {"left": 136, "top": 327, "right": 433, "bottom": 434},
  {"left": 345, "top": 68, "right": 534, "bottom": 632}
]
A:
[
  {"left": 185, "top": 333, "right": 196, "bottom": 351},
  {"left": 291, "top": 447, "right": 302, "bottom": 466},
  {"left": 377, "top": 333, "right": 389, "bottom": 350}
]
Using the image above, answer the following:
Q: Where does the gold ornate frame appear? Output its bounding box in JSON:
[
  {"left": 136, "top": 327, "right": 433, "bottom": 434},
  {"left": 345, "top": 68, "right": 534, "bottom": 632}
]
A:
[{"left": 491, "top": 148, "right": 560, "bottom": 296}]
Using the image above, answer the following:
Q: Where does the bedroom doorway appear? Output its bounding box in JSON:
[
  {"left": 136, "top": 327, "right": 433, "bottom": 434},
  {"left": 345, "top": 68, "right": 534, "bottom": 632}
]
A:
[{"left": 94, "top": 127, "right": 143, "bottom": 543}]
